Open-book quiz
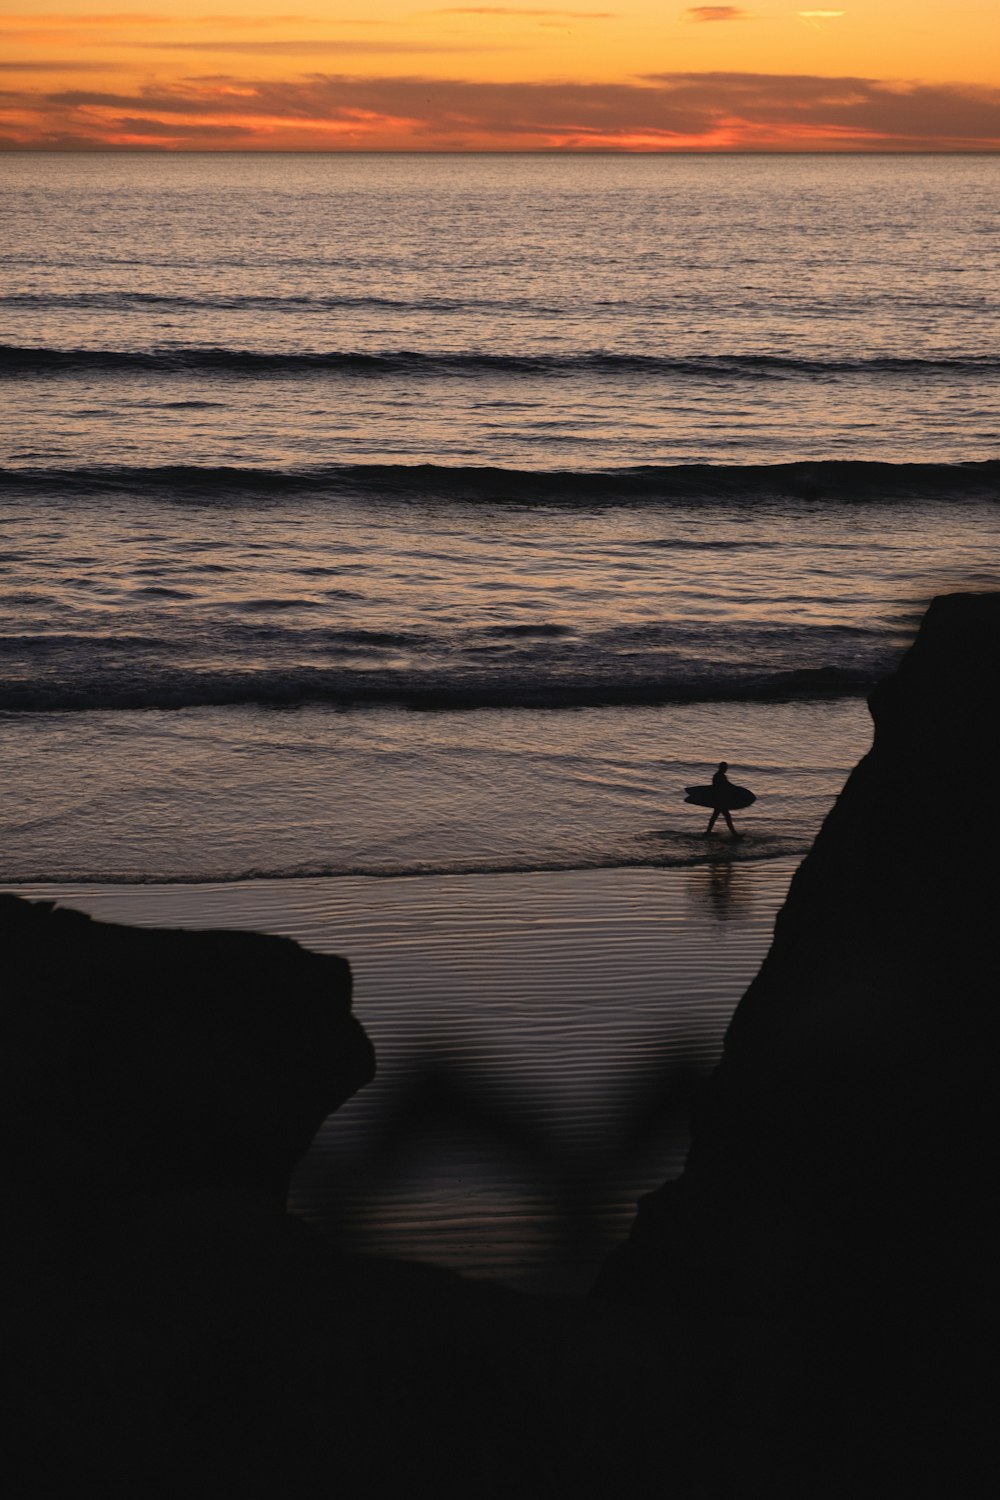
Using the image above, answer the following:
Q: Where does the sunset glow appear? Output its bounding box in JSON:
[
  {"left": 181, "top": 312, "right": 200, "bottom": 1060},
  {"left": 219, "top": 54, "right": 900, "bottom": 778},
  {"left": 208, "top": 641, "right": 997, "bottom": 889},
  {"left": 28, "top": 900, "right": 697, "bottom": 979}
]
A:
[{"left": 2, "top": 3, "right": 999, "bottom": 149}]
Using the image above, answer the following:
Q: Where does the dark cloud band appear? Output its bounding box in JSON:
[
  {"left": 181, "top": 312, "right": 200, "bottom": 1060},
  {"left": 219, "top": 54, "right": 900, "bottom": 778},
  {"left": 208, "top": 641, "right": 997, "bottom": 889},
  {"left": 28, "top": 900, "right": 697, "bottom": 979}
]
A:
[{"left": 3, "top": 68, "right": 1000, "bottom": 149}]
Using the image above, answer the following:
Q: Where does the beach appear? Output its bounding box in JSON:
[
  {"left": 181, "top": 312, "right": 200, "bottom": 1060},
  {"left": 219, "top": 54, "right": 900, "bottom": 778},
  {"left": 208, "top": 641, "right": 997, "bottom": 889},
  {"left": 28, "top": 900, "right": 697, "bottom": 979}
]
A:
[{"left": 4, "top": 859, "right": 793, "bottom": 1292}]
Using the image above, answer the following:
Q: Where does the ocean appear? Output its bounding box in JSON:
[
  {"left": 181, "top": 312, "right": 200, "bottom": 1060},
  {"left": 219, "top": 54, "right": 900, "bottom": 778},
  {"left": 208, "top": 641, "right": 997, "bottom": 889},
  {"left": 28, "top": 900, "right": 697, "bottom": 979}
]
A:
[{"left": 2, "top": 151, "right": 998, "bottom": 1285}]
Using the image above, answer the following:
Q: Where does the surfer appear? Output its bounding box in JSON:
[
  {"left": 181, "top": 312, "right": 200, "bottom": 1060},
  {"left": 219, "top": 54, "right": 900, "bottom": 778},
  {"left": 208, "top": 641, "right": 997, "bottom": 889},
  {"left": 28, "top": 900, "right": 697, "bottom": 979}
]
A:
[
  {"left": 684, "top": 762, "right": 756, "bottom": 836},
  {"left": 707, "top": 762, "right": 740, "bottom": 836}
]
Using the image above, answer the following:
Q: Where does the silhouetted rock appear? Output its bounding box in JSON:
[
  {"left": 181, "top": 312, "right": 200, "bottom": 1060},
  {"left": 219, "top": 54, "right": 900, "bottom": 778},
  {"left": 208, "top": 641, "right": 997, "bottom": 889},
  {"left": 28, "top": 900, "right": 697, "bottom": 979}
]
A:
[
  {"left": 2, "top": 895, "right": 374, "bottom": 1206},
  {"left": 596, "top": 592, "right": 1000, "bottom": 1495},
  {"left": 2, "top": 896, "right": 661, "bottom": 1500},
  {"left": 1, "top": 895, "right": 385, "bottom": 1494}
]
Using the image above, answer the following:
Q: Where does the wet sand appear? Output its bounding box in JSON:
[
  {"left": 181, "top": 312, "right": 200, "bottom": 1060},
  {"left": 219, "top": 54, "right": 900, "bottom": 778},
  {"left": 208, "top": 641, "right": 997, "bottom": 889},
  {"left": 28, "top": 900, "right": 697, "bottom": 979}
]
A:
[{"left": 5, "top": 858, "right": 794, "bottom": 1292}]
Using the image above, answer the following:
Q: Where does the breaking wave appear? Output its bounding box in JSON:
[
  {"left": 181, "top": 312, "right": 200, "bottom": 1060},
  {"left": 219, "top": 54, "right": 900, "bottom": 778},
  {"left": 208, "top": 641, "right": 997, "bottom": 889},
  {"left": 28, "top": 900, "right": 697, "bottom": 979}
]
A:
[
  {"left": 3, "top": 458, "right": 998, "bottom": 505},
  {"left": 5, "top": 342, "right": 1000, "bottom": 380}
]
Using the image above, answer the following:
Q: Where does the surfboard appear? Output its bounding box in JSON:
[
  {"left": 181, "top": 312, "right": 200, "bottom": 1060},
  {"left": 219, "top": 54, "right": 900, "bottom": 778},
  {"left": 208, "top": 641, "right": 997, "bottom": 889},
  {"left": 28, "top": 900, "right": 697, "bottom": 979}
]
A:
[{"left": 684, "top": 783, "right": 756, "bottom": 811}]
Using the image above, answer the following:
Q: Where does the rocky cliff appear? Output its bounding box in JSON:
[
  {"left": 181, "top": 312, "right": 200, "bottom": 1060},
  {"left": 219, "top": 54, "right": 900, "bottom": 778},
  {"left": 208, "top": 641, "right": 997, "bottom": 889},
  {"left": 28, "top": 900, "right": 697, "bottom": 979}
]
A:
[{"left": 597, "top": 591, "right": 1000, "bottom": 1495}]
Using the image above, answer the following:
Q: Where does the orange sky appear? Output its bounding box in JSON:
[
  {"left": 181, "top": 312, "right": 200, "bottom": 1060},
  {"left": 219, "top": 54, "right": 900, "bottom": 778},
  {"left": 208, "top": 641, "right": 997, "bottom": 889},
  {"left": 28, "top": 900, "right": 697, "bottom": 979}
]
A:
[{"left": 2, "top": 4, "right": 999, "bottom": 149}]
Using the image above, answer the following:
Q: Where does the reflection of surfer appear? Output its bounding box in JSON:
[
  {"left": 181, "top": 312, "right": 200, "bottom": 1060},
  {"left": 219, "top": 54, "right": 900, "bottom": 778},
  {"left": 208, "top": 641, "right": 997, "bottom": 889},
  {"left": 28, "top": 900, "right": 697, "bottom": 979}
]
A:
[{"left": 708, "top": 761, "right": 747, "bottom": 837}]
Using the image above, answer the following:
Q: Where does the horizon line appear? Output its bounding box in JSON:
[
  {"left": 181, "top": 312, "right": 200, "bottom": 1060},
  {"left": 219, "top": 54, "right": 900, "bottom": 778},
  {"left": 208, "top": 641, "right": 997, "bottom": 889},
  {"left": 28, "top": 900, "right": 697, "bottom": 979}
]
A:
[{"left": 4, "top": 146, "right": 1000, "bottom": 155}]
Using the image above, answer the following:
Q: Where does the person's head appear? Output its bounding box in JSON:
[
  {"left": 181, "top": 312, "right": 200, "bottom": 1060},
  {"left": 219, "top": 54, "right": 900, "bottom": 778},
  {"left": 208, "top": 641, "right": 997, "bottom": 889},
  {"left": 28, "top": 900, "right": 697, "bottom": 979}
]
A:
[{"left": 718, "top": 761, "right": 728, "bottom": 773}]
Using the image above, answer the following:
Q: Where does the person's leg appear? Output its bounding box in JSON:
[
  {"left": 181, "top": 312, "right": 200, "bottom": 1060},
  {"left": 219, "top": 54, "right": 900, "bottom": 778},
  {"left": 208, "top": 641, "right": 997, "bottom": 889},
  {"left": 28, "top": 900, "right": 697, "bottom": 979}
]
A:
[
  {"left": 723, "top": 809, "right": 737, "bottom": 836},
  {"left": 706, "top": 810, "right": 719, "bottom": 833}
]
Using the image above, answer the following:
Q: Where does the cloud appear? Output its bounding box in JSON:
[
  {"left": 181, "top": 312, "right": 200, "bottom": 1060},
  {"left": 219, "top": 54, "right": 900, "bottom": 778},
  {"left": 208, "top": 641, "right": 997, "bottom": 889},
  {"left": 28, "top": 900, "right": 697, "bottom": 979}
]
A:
[
  {"left": 3, "top": 69, "right": 1000, "bottom": 151},
  {"left": 42, "top": 88, "right": 222, "bottom": 111},
  {"left": 2, "top": 11, "right": 167, "bottom": 21},
  {"left": 136, "top": 38, "right": 486, "bottom": 53},
  {"left": 111, "top": 113, "right": 253, "bottom": 136},
  {"left": 196, "top": 13, "right": 316, "bottom": 21},
  {"left": 0, "top": 59, "right": 110, "bottom": 70},
  {"left": 683, "top": 7, "right": 748, "bottom": 19},
  {"left": 425, "top": 7, "right": 618, "bottom": 14},
  {"left": 796, "top": 9, "right": 845, "bottom": 28},
  {"left": 0, "top": 12, "right": 353, "bottom": 41},
  {"left": 0, "top": 11, "right": 316, "bottom": 23}
]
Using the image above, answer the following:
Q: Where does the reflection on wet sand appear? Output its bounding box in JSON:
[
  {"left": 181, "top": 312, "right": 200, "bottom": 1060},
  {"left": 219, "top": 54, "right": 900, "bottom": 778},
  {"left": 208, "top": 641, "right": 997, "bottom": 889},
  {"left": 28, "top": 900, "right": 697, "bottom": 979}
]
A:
[{"left": 686, "top": 853, "right": 755, "bottom": 924}]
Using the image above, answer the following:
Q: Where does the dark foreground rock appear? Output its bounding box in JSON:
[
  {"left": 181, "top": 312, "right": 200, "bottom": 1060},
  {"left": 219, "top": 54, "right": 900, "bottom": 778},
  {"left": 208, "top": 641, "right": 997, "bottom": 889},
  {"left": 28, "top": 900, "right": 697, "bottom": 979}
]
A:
[
  {"left": 1, "top": 895, "right": 666, "bottom": 1499},
  {"left": 7, "top": 1188, "right": 668, "bottom": 1499},
  {"left": 2, "top": 896, "right": 374, "bottom": 1204},
  {"left": 0, "top": 899, "right": 375, "bottom": 1494},
  {"left": 597, "top": 592, "right": 1000, "bottom": 1495}
]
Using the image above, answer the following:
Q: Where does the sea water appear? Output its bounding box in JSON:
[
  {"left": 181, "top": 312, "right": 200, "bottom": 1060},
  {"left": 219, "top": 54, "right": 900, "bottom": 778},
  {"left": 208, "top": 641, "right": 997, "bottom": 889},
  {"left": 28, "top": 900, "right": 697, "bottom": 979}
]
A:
[{"left": 3, "top": 153, "right": 999, "bottom": 881}]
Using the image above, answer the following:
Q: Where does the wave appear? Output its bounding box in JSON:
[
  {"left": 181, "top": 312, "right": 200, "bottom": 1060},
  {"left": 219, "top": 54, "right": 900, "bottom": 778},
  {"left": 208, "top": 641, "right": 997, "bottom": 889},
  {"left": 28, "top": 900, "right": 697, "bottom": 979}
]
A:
[
  {"left": 0, "top": 291, "right": 543, "bottom": 314},
  {"left": 4, "top": 342, "right": 1000, "bottom": 380},
  {"left": 0, "top": 661, "right": 875, "bottom": 713},
  {"left": 2, "top": 288, "right": 985, "bottom": 318},
  {"left": 0, "top": 295, "right": 479, "bottom": 316},
  {"left": 2, "top": 458, "right": 998, "bottom": 505}
]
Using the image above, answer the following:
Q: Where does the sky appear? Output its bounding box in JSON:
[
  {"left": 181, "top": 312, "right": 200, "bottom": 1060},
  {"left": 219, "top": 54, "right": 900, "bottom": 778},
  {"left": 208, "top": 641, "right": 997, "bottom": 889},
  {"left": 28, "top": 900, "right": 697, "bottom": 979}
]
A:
[{"left": 2, "top": 3, "right": 999, "bottom": 150}]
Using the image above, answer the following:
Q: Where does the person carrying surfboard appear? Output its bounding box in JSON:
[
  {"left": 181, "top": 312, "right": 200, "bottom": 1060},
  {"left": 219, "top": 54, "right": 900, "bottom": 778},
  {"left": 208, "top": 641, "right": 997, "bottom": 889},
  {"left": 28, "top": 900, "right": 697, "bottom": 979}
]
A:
[
  {"left": 683, "top": 762, "right": 756, "bottom": 837},
  {"left": 707, "top": 762, "right": 740, "bottom": 836}
]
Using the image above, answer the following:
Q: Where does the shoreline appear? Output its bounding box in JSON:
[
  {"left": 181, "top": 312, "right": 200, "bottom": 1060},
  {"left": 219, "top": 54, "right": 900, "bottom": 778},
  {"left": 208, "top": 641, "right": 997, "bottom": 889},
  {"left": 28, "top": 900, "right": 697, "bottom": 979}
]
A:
[
  {"left": 0, "top": 693, "right": 871, "bottom": 890},
  {"left": 0, "top": 839, "right": 807, "bottom": 887}
]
